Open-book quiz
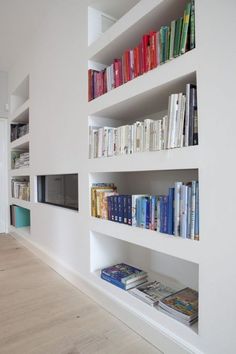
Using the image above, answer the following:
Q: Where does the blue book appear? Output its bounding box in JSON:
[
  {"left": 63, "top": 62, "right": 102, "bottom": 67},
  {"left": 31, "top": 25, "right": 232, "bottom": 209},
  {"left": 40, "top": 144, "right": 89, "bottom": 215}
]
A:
[
  {"left": 123, "top": 195, "right": 128, "bottom": 224},
  {"left": 101, "top": 263, "right": 147, "bottom": 285},
  {"left": 180, "top": 185, "right": 188, "bottom": 238},
  {"left": 118, "top": 195, "right": 124, "bottom": 223},
  {"left": 159, "top": 196, "right": 168, "bottom": 233},
  {"left": 127, "top": 195, "right": 132, "bottom": 226},
  {"left": 145, "top": 197, "right": 150, "bottom": 229},
  {"left": 187, "top": 185, "right": 192, "bottom": 239},
  {"left": 107, "top": 196, "right": 112, "bottom": 221},
  {"left": 167, "top": 188, "right": 174, "bottom": 235},
  {"left": 136, "top": 197, "right": 142, "bottom": 228},
  {"left": 140, "top": 197, "right": 148, "bottom": 229},
  {"left": 101, "top": 273, "right": 126, "bottom": 289},
  {"left": 149, "top": 196, "right": 157, "bottom": 230},
  {"left": 163, "top": 196, "right": 168, "bottom": 234},
  {"left": 114, "top": 195, "right": 118, "bottom": 222},
  {"left": 195, "top": 182, "right": 199, "bottom": 240},
  {"left": 190, "top": 181, "right": 196, "bottom": 239}
]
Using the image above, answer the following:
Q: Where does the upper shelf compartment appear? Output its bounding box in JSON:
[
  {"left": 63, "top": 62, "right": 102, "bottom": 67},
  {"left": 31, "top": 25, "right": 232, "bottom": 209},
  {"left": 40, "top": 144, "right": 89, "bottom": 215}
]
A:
[
  {"left": 88, "top": 50, "right": 197, "bottom": 119},
  {"left": 88, "top": 0, "right": 188, "bottom": 65}
]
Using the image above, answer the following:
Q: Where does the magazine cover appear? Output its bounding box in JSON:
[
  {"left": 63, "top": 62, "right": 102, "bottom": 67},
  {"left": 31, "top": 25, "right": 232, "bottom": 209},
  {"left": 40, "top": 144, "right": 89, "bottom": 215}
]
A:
[
  {"left": 159, "top": 287, "right": 198, "bottom": 319},
  {"left": 101, "top": 263, "right": 147, "bottom": 284}
]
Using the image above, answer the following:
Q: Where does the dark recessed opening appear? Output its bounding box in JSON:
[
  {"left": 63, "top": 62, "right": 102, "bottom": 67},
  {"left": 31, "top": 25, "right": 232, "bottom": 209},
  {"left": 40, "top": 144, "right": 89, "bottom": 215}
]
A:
[{"left": 37, "top": 174, "right": 78, "bottom": 211}]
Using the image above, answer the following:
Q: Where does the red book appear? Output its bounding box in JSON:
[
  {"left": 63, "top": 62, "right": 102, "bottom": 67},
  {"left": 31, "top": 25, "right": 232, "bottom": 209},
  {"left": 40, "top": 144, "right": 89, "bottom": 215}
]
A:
[
  {"left": 118, "top": 59, "right": 123, "bottom": 86},
  {"left": 114, "top": 59, "right": 123, "bottom": 88},
  {"left": 88, "top": 69, "right": 93, "bottom": 101},
  {"left": 139, "top": 42, "right": 144, "bottom": 75},
  {"left": 122, "top": 53, "right": 127, "bottom": 83},
  {"left": 103, "top": 69, "right": 107, "bottom": 94},
  {"left": 130, "top": 49, "right": 134, "bottom": 80},
  {"left": 125, "top": 50, "right": 131, "bottom": 82},
  {"left": 142, "top": 34, "right": 150, "bottom": 73},
  {"left": 133, "top": 47, "right": 139, "bottom": 78},
  {"left": 150, "top": 31, "right": 157, "bottom": 69}
]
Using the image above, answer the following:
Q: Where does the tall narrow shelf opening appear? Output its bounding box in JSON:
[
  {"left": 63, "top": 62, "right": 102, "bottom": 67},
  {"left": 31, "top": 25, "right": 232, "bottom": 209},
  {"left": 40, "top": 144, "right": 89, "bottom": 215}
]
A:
[{"left": 10, "top": 75, "right": 29, "bottom": 113}]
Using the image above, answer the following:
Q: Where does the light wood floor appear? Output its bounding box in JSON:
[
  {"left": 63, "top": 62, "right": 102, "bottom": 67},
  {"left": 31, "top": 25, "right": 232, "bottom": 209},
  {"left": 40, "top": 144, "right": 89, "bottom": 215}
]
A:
[{"left": 0, "top": 234, "right": 162, "bottom": 354}]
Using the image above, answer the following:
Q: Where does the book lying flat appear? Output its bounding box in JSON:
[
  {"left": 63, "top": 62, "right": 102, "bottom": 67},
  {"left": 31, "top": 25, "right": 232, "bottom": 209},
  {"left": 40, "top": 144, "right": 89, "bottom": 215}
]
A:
[
  {"left": 101, "top": 263, "right": 147, "bottom": 285},
  {"left": 129, "top": 281, "right": 177, "bottom": 306},
  {"left": 159, "top": 287, "right": 198, "bottom": 321}
]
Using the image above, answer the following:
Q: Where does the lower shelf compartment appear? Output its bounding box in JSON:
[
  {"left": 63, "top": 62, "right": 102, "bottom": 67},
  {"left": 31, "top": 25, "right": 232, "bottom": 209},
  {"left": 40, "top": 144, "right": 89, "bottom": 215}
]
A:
[
  {"left": 89, "top": 271, "right": 199, "bottom": 347},
  {"left": 90, "top": 230, "right": 199, "bottom": 347}
]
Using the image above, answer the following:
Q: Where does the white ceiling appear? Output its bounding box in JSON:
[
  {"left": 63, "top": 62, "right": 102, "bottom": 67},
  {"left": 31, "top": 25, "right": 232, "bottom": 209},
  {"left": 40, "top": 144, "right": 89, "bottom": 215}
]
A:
[{"left": 0, "top": 0, "right": 140, "bottom": 72}]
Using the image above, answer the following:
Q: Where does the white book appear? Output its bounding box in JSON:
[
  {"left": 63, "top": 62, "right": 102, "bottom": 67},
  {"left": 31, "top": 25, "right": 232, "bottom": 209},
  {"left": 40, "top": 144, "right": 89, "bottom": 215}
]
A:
[
  {"left": 184, "top": 84, "right": 191, "bottom": 147},
  {"left": 175, "top": 93, "right": 184, "bottom": 148},
  {"left": 98, "top": 128, "right": 103, "bottom": 158},
  {"left": 144, "top": 119, "right": 153, "bottom": 152},
  {"left": 177, "top": 94, "right": 186, "bottom": 148},
  {"left": 107, "top": 128, "right": 114, "bottom": 157},
  {"left": 162, "top": 115, "right": 168, "bottom": 150},
  {"left": 169, "top": 94, "right": 179, "bottom": 148},
  {"left": 136, "top": 121, "right": 144, "bottom": 152},
  {"left": 129, "top": 125, "right": 133, "bottom": 154}
]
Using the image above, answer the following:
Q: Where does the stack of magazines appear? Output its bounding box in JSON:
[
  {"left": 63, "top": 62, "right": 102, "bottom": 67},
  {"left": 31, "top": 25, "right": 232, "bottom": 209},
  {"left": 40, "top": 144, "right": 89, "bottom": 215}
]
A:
[
  {"left": 129, "top": 281, "right": 176, "bottom": 307},
  {"left": 101, "top": 263, "right": 148, "bottom": 290},
  {"left": 158, "top": 287, "right": 198, "bottom": 325}
]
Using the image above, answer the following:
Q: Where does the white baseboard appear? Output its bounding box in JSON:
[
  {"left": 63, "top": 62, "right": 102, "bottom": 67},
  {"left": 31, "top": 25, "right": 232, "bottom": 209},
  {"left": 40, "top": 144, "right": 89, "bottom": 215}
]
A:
[{"left": 10, "top": 230, "right": 201, "bottom": 354}]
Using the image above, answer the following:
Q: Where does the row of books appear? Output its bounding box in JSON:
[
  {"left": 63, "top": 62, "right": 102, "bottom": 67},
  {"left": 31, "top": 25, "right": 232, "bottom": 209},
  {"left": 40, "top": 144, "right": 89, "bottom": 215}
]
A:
[
  {"left": 11, "top": 123, "right": 29, "bottom": 142},
  {"left": 91, "top": 182, "right": 199, "bottom": 240},
  {"left": 12, "top": 151, "right": 30, "bottom": 169},
  {"left": 88, "top": 1, "right": 195, "bottom": 101},
  {"left": 11, "top": 179, "right": 30, "bottom": 201},
  {"left": 100, "top": 263, "right": 198, "bottom": 325},
  {"left": 89, "top": 84, "right": 198, "bottom": 159}
]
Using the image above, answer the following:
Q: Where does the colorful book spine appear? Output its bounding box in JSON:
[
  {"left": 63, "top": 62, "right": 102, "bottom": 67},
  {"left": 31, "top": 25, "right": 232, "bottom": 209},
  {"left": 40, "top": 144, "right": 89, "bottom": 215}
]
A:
[
  {"left": 190, "top": 0, "right": 195, "bottom": 50},
  {"left": 195, "top": 182, "right": 199, "bottom": 240},
  {"left": 127, "top": 195, "right": 132, "bottom": 225},
  {"left": 167, "top": 188, "right": 174, "bottom": 235},
  {"left": 180, "top": 2, "right": 191, "bottom": 54}
]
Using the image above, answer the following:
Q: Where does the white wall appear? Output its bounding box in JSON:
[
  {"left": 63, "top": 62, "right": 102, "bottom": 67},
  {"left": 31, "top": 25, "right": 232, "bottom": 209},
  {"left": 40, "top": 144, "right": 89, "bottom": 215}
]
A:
[
  {"left": 0, "top": 71, "right": 8, "bottom": 117},
  {"left": 8, "top": 1, "right": 236, "bottom": 353}
]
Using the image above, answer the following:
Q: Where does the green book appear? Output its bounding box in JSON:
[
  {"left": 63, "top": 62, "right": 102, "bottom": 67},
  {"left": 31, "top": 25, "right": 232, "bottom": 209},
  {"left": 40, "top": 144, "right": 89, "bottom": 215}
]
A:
[
  {"left": 180, "top": 2, "right": 191, "bottom": 55},
  {"left": 190, "top": 0, "right": 195, "bottom": 49},
  {"left": 169, "top": 20, "right": 176, "bottom": 60},
  {"left": 174, "top": 17, "right": 183, "bottom": 57},
  {"left": 160, "top": 27, "right": 165, "bottom": 64},
  {"left": 166, "top": 26, "right": 170, "bottom": 62}
]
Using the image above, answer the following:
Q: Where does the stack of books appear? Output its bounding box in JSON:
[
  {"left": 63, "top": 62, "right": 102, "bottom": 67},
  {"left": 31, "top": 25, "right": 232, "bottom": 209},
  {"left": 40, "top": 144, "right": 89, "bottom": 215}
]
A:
[
  {"left": 129, "top": 281, "right": 176, "bottom": 307},
  {"left": 91, "top": 181, "right": 199, "bottom": 241},
  {"left": 101, "top": 263, "right": 148, "bottom": 290},
  {"left": 11, "top": 179, "right": 30, "bottom": 201},
  {"left": 12, "top": 152, "right": 30, "bottom": 169},
  {"left": 158, "top": 287, "right": 198, "bottom": 325},
  {"left": 88, "top": 1, "right": 195, "bottom": 101},
  {"left": 11, "top": 123, "right": 29, "bottom": 142},
  {"left": 89, "top": 84, "right": 198, "bottom": 159}
]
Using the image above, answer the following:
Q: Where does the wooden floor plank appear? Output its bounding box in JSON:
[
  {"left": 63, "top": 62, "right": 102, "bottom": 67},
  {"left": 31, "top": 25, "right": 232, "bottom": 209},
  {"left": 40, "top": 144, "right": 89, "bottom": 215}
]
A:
[{"left": 0, "top": 234, "right": 162, "bottom": 354}]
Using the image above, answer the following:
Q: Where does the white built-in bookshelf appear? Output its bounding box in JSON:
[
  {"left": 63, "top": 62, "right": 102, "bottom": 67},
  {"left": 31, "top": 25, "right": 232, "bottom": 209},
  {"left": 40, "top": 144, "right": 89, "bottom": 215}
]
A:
[
  {"left": 88, "top": 0, "right": 201, "bottom": 351},
  {"left": 9, "top": 75, "right": 31, "bottom": 237}
]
